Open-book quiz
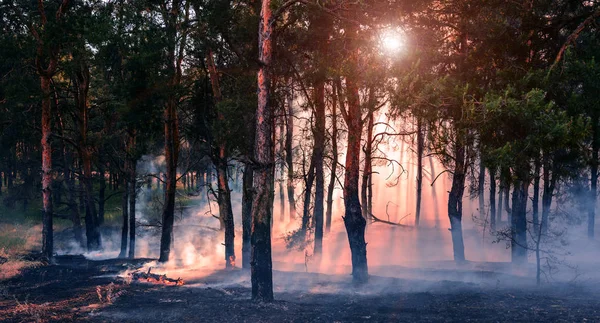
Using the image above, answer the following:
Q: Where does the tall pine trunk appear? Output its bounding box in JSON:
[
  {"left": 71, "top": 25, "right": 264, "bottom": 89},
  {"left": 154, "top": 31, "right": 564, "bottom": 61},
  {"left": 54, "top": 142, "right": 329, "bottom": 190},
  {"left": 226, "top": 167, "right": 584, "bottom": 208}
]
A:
[
  {"left": 343, "top": 71, "right": 368, "bottom": 283},
  {"left": 325, "top": 83, "right": 338, "bottom": 233},
  {"left": 119, "top": 175, "right": 129, "bottom": 259},
  {"left": 41, "top": 76, "right": 54, "bottom": 260},
  {"left": 128, "top": 150, "right": 137, "bottom": 259},
  {"left": 313, "top": 79, "right": 325, "bottom": 255},
  {"left": 251, "top": 0, "right": 275, "bottom": 300},
  {"left": 285, "top": 78, "right": 296, "bottom": 220}
]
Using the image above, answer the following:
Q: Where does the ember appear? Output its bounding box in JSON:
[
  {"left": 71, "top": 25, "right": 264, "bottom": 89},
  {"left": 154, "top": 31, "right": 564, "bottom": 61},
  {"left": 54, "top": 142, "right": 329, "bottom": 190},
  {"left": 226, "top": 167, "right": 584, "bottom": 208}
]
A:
[{"left": 130, "top": 268, "right": 184, "bottom": 286}]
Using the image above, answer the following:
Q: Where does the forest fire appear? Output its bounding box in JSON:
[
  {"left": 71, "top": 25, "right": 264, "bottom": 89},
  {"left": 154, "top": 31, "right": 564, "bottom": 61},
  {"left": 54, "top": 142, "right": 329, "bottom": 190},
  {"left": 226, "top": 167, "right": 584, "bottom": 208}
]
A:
[{"left": 2, "top": 0, "right": 600, "bottom": 321}]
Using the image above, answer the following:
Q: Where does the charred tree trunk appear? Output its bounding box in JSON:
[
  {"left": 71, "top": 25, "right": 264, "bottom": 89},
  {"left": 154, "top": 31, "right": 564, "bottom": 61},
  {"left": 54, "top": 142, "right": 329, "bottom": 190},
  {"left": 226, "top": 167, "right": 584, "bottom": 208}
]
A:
[
  {"left": 497, "top": 180, "right": 504, "bottom": 223},
  {"left": 242, "top": 164, "right": 253, "bottom": 269},
  {"left": 325, "top": 83, "right": 339, "bottom": 233},
  {"left": 279, "top": 120, "right": 286, "bottom": 223},
  {"left": 251, "top": 0, "right": 275, "bottom": 301},
  {"left": 342, "top": 70, "right": 368, "bottom": 283},
  {"left": 285, "top": 79, "right": 296, "bottom": 220}
]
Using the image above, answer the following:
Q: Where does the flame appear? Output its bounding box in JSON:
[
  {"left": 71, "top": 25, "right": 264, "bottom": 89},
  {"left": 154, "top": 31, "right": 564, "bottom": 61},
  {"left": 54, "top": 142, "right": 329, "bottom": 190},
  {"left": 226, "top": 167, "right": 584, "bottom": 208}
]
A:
[{"left": 228, "top": 255, "right": 236, "bottom": 268}]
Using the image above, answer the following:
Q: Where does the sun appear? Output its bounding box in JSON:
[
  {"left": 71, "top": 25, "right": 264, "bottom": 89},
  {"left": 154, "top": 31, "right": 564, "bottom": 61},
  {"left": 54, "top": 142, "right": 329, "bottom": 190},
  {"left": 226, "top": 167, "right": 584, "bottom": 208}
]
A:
[{"left": 379, "top": 29, "right": 405, "bottom": 55}]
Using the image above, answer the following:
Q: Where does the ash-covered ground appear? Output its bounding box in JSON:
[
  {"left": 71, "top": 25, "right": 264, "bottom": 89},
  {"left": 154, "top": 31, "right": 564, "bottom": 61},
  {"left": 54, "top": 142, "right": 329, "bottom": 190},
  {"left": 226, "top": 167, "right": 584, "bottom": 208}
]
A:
[{"left": 1, "top": 255, "right": 599, "bottom": 322}]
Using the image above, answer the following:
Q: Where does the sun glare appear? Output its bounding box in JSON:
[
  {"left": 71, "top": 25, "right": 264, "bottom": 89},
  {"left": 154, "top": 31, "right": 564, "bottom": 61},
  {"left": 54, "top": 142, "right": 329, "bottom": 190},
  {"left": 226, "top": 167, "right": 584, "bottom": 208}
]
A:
[{"left": 380, "top": 29, "right": 405, "bottom": 55}]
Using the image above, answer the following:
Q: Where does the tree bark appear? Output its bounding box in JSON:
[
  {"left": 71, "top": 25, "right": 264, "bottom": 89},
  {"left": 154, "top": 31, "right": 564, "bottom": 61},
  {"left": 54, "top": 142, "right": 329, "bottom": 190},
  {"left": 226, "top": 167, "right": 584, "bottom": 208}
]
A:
[
  {"left": 158, "top": 0, "right": 187, "bottom": 262},
  {"left": 242, "top": 164, "right": 253, "bottom": 269},
  {"left": 532, "top": 156, "right": 541, "bottom": 234},
  {"left": 285, "top": 78, "right": 296, "bottom": 220},
  {"left": 511, "top": 165, "right": 529, "bottom": 265},
  {"left": 448, "top": 139, "right": 466, "bottom": 263},
  {"left": 361, "top": 98, "right": 374, "bottom": 222},
  {"left": 325, "top": 83, "right": 338, "bottom": 233},
  {"left": 207, "top": 49, "right": 235, "bottom": 267},
  {"left": 76, "top": 61, "right": 101, "bottom": 251},
  {"left": 41, "top": 76, "right": 54, "bottom": 260},
  {"left": 251, "top": 0, "right": 275, "bottom": 301},
  {"left": 128, "top": 146, "right": 137, "bottom": 259},
  {"left": 489, "top": 166, "right": 496, "bottom": 231},
  {"left": 119, "top": 175, "right": 129, "bottom": 258},
  {"left": 415, "top": 117, "right": 424, "bottom": 226},
  {"left": 342, "top": 70, "right": 368, "bottom": 283},
  {"left": 313, "top": 78, "right": 325, "bottom": 255},
  {"left": 589, "top": 119, "right": 598, "bottom": 238}
]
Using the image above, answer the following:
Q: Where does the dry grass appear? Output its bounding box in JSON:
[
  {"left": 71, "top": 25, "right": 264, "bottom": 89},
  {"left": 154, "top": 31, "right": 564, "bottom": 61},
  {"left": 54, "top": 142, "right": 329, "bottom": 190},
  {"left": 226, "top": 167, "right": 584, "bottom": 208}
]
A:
[{"left": 0, "top": 223, "right": 43, "bottom": 281}]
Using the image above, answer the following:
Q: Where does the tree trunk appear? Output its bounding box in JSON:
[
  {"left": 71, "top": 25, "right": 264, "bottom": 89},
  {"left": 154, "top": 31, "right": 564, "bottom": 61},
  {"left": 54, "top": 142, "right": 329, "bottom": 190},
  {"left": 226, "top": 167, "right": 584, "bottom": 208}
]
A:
[
  {"left": 41, "top": 75, "right": 54, "bottom": 260},
  {"left": 541, "top": 153, "right": 555, "bottom": 235},
  {"left": 313, "top": 79, "right": 326, "bottom": 255},
  {"left": 489, "top": 166, "right": 496, "bottom": 231},
  {"left": 128, "top": 152, "right": 137, "bottom": 259},
  {"left": 448, "top": 139, "right": 466, "bottom": 263},
  {"left": 207, "top": 49, "right": 235, "bottom": 267},
  {"left": 98, "top": 163, "right": 106, "bottom": 226},
  {"left": 119, "top": 175, "right": 129, "bottom": 258},
  {"left": 279, "top": 120, "right": 286, "bottom": 223},
  {"left": 251, "top": 0, "right": 275, "bottom": 301},
  {"left": 497, "top": 181, "right": 504, "bottom": 223},
  {"left": 325, "top": 83, "right": 338, "bottom": 233},
  {"left": 76, "top": 61, "right": 101, "bottom": 251},
  {"left": 285, "top": 78, "right": 296, "bottom": 220},
  {"left": 342, "top": 71, "right": 368, "bottom": 284},
  {"left": 217, "top": 150, "right": 235, "bottom": 268},
  {"left": 301, "top": 157, "right": 315, "bottom": 233},
  {"left": 478, "top": 154, "right": 485, "bottom": 220},
  {"left": 415, "top": 117, "right": 424, "bottom": 226},
  {"left": 511, "top": 167, "right": 529, "bottom": 265},
  {"left": 361, "top": 104, "right": 373, "bottom": 222},
  {"left": 589, "top": 120, "right": 598, "bottom": 238},
  {"left": 242, "top": 164, "right": 253, "bottom": 269},
  {"left": 158, "top": 0, "right": 187, "bottom": 263},
  {"left": 532, "top": 156, "right": 541, "bottom": 234}
]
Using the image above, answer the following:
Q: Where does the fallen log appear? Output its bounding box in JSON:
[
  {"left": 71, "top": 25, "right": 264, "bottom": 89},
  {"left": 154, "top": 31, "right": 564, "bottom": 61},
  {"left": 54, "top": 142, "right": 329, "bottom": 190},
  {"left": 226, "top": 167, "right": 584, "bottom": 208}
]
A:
[{"left": 130, "top": 267, "right": 184, "bottom": 286}]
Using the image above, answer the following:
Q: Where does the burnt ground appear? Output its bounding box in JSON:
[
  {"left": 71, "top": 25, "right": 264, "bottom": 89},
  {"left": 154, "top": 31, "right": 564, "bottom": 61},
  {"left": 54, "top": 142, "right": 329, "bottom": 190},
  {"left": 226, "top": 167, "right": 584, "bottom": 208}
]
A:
[{"left": 1, "top": 256, "right": 600, "bottom": 323}]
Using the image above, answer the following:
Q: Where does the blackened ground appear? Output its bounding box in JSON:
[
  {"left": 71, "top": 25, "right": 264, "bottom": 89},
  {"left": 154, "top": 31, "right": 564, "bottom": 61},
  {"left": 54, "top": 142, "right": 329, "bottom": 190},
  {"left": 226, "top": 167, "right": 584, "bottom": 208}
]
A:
[{"left": 1, "top": 256, "right": 599, "bottom": 322}]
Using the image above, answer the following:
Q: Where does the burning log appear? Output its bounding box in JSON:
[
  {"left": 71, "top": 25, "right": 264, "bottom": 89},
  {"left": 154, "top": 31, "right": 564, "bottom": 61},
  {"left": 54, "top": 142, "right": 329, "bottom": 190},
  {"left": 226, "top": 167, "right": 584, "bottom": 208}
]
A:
[{"left": 130, "top": 267, "right": 184, "bottom": 286}]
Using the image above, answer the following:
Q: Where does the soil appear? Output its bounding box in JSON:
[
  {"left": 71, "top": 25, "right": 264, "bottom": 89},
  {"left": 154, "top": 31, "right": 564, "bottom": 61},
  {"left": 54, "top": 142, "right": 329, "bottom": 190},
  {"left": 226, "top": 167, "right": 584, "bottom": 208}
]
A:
[{"left": 1, "top": 255, "right": 599, "bottom": 322}]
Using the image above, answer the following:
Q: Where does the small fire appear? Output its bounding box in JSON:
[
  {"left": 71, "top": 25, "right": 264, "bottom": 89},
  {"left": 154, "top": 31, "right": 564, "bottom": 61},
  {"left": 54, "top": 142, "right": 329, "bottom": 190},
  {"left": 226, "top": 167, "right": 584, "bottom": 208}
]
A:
[
  {"left": 130, "top": 267, "right": 184, "bottom": 286},
  {"left": 228, "top": 255, "right": 236, "bottom": 268}
]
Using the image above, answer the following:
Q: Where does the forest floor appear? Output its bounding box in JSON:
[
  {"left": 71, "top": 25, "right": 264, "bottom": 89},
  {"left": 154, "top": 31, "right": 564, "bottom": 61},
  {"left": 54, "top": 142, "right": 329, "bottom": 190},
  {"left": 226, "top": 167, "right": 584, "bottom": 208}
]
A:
[{"left": 1, "top": 255, "right": 600, "bottom": 322}]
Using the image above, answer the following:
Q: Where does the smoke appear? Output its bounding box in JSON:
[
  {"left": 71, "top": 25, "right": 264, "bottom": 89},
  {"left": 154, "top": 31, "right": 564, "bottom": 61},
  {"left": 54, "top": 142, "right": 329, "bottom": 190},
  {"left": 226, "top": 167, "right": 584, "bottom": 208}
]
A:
[{"left": 54, "top": 112, "right": 600, "bottom": 296}]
